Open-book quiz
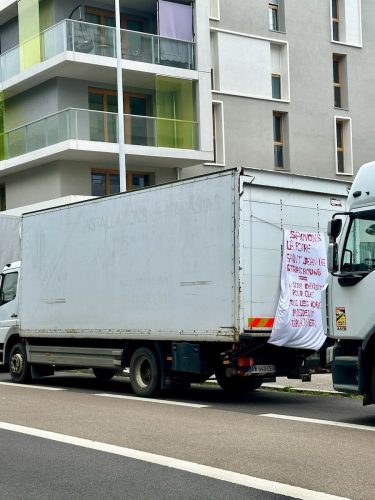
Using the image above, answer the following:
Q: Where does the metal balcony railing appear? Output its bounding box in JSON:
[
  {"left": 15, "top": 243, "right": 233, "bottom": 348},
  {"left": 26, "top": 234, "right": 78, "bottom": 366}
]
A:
[
  {"left": 0, "top": 19, "right": 195, "bottom": 82},
  {"left": 0, "top": 108, "right": 198, "bottom": 160}
]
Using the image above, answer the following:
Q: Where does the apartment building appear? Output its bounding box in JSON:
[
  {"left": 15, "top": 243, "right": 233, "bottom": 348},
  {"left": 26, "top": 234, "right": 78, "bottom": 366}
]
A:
[
  {"left": 0, "top": 0, "right": 213, "bottom": 209},
  {"left": 186, "top": 0, "right": 374, "bottom": 182},
  {"left": 0, "top": 0, "right": 373, "bottom": 210}
]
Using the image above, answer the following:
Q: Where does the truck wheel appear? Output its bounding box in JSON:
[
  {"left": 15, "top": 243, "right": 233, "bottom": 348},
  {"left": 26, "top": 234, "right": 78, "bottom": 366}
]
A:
[
  {"left": 92, "top": 368, "right": 118, "bottom": 381},
  {"left": 130, "top": 347, "right": 161, "bottom": 397},
  {"left": 9, "top": 343, "right": 31, "bottom": 383},
  {"left": 215, "top": 368, "right": 261, "bottom": 393}
]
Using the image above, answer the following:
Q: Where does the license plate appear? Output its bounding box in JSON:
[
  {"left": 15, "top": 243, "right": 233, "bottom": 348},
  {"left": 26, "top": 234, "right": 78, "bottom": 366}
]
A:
[{"left": 249, "top": 364, "right": 275, "bottom": 374}]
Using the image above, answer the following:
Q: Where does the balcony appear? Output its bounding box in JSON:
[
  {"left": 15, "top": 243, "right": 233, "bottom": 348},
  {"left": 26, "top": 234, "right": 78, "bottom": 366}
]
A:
[
  {"left": 0, "top": 19, "right": 195, "bottom": 84},
  {"left": 0, "top": 108, "right": 203, "bottom": 170}
]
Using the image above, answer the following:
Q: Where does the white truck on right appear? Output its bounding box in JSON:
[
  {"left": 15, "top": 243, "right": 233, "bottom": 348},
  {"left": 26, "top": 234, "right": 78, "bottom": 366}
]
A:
[{"left": 326, "top": 161, "right": 375, "bottom": 405}]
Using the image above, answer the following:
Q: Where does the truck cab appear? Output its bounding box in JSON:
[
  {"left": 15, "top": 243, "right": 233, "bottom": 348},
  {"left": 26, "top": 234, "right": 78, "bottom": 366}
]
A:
[
  {"left": 326, "top": 161, "right": 375, "bottom": 404},
  {"left": 0, "top": 262, "right": 21, "bottom": 368}
]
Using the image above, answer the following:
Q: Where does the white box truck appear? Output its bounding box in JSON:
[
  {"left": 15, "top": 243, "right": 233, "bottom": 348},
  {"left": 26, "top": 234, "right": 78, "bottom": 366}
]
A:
[
  {"left": 325, "top": 161, "right": 375, "bottom": 405},
  {"left": 1, "top": 168, "right": 348, "bottom": 396},
  {"left": 0, "top": 196, "right": 94, "bottom": 272}
]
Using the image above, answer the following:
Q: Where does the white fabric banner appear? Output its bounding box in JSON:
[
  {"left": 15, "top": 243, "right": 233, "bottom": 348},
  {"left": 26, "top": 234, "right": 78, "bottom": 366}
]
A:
[
  {"left": 268, "top": 230, "right": 328, "bottom": 351},
  {"left": 158, "top": 0, "right": 193, "bottom": 41}
]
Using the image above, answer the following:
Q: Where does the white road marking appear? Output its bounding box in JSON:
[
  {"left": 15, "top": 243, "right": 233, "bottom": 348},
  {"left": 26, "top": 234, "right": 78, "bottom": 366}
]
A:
[
  {"left": 0, "top": 382, "right": 64, "bottom": 391},
  {"left": 0, "top": 421, "right": 348, "bottom": 500},
  {"left": 94, "top": 393, "right": 209, "bottom": 408},
  {"left": 262, "top": 413, "right": 375, "bottom": 432}
]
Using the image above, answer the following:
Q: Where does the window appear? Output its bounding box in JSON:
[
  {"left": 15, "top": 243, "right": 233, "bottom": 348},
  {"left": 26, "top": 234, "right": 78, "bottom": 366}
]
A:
[
  {"left": 333, "top": 55, "right": 341, "bottom": 107},
  {"left": 89, "top": 88, "right": 150, "bottom": 145},
  {"left": 89, "top": 89, "right": 118, "bottom": 143},
  {"left": 209, "top": 101, "right": 225, "bottom": 165},
  {"left": 0, "top": 184, "right": 5, "bottom": 211},
  {"left": 210, "top": 0, "right": 220, "bottom": 20},
  {"left": 273, "top": 112, "right": 285, "bottom": 168},
  {"left": 335, "top": 117, "right": 352, "bottom": 175},
  {"left": 332, "top": 0, "right": 339, "bottom": 41},
  {"left": 0, "top": 272, "right": 18, "bottom": 305},
  {"left": 272, "top": 74, "right": 281, "bottom": 99},
  {"left": 336, "top": 120, "right": 344, "bottom": 172},
  {"left": 91, "top": 170, "right": 120, "bottom": 196},
  {"left": 333, "top": 54, "right": 347, "bottom": 109},
  {"left": 91, "top": 170, "right": 152, "bottom": 195},
  {"left": 331, "top": 0, "right": 362, "bottom": 46},
  {"left": 342, "top": 215, "right": 375, "bottom": 273},
  {"left": 269, "top": 1, "right": 285, "bottom": 32},
  {"left": 271, "top": 43, "right": 286, "bottom": 100},
  {"left": 127, "top": 172, "right": 151, "bottom": 190},
  {"left": 269, "top": 2, "right": 279, "bottom": 31}
]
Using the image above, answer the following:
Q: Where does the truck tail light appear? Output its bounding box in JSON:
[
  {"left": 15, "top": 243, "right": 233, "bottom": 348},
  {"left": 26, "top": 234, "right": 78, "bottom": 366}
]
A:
[{"left": 237, "top": 357, "right": 256, "bottom": 368}]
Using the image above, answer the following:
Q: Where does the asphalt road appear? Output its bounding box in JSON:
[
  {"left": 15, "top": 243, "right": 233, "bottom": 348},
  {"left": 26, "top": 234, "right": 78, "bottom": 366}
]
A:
[{"left": 0, "top": 371, "right": 374, "bottom": 500}]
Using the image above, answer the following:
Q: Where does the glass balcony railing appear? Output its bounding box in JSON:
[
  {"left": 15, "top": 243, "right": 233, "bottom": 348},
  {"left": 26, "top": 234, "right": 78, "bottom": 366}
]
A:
[
  {"left": 0, "top": 19, "right": 195, "bottom": 82},
  {"left": 0, "top": 108, "right": 198, "bottom": 160}
]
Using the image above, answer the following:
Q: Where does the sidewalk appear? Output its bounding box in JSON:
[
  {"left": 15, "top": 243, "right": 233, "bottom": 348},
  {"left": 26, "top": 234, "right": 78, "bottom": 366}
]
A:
[{"left": 263, "top": 373, "right": 338, "bottom": 394}]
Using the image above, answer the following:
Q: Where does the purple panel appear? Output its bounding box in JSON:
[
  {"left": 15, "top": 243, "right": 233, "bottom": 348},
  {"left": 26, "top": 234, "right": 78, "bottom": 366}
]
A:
[{"left": 159, "top": 0, "right": 193, "bottom": 41}]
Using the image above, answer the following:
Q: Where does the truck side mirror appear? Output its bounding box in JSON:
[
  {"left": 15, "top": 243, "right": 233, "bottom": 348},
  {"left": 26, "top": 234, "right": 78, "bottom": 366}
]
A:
[
  {"left": 327, "top": 242, "right": 339, "bottom": 273},
  {"left": 328, "top": 219, "right": 342, "bottom": 242}
]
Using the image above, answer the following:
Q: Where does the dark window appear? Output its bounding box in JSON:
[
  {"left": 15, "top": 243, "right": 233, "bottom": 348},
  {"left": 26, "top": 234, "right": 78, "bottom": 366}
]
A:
[
  {"left": 0, "top": 184, "right": 5, "bottom": 211},
  {"left": 273, "top": 112, "right": 284, "bottom": 168},
  {"left": 91, "top": 170, "right": 151, "bottom": 195},
  {"left": 269, "top": 3, "right": 279, "bottom": 31},
  {"left": 0, "top": 272, "right": 18, "bottom": 305},
  {"left": 272, "top": 74, "right": 281, "bottom": 99},
  {"left": 336, "top": 120, "right": 344, "bottom": 173},
  {"left": 332, "top": 0, "right": 339, "bottom": 41},
  {"left": 91, "top": 171, "right": 120, "bottom": 196},
  {"left": 128, "top": 172, "right": 150, "bottom": 190},
  {"left": 333, "top": 56, "right": 342, "bottom": 108}
]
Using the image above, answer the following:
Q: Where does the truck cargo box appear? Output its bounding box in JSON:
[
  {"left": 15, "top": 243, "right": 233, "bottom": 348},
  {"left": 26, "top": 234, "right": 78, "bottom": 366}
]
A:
[{"left": 19, "top": 168, "right": 348, "bottom": 342}]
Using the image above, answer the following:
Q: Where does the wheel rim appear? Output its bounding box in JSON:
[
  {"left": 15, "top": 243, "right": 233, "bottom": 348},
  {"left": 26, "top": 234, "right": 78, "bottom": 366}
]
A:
[
  {"left": 135, "top": 355, "right": 152, "bottom": 389},
  {"left": 10, "top": 351, "right": 24, "bottom": 375}
]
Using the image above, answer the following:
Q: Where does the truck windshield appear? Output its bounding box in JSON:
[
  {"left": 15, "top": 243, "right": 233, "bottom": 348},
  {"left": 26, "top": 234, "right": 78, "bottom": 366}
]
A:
[{"left": 342, "top": 214, "right": 375, "bottom": 273}]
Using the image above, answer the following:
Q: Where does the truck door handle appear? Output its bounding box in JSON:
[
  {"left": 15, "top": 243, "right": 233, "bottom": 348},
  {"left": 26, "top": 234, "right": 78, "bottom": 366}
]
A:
[{"left": 11, "top": 313, "right": 18, "bottom": 318}]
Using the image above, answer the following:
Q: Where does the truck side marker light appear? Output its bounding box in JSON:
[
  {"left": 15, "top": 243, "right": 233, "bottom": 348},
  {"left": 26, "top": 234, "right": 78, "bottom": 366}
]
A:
[{"left": 248, "top": 318, "right": 274, "bottom": 329}]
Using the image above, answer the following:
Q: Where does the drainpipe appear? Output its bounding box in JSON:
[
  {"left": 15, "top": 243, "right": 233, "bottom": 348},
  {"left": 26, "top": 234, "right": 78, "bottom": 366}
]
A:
[{"left": 115, "top": 0, "right": 127, "bottom": 191}]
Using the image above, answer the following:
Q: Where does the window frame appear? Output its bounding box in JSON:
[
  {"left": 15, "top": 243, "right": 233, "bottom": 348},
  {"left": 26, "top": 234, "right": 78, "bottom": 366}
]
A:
[
  {"left": 0, "top": 184, "right": 5, "bottom": 212},
  {"left": 205, "top": 100, "right": 225, "bottom": 166},
  {"left": 269, "top": 3, "right": 279, "bottom": 32},
  {"left": 271, "top": 73, "right": 281, "bottom": 100},
  {"left": 333, "top": 55, "right": 342, "bottom": 108},
  {"left": 334, "top": 116, "right": 353, "bottom": 176},
  {"left": 273, "top": 111, "right": 284, "bottom": 169},
  {"left": 91, "top": 169, "right": 153, "bottom": 195},
  {"left": 209, "top": 0, "right": 220, "bottom": 21},
  {"left": 0, "top": 271, "right": 18, "bottom": 306},
  {"left": 91, "top": 168, "right": 120, "bottom": 196},
  {"left": 332, "top": 0, "right": 340, "bottom": 41}
]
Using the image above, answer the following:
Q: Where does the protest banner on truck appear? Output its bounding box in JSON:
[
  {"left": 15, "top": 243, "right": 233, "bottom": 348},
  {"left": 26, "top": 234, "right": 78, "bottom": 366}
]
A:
[{"left": 269, "top": 230, "right": 328, "bottom": 350}]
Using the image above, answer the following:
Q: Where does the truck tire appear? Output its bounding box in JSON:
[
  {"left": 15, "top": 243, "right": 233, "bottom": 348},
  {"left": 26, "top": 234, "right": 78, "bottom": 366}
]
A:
[
  {"left": 92, "top": 368, "right": 118, "bottom": 381},
  {"left": 130, "top": 347, "right": 161, "bottom": 397},
  {"left": 9, "top": 343, "right": 31, "bottom": 383},
  {"left": 215, "top": 368, "right": 262, "bottom": 393}
]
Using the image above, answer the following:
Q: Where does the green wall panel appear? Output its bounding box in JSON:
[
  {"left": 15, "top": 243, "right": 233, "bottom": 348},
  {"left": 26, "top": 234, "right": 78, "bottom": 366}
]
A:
[
  {"left": 0, "top": 93, "right": 4, "bottom": 160},
  {"left": 156, "top": 76, "right": 196, "bottom": 149},
  {"left": 19, "top": 0, "right": 41, "bottom": 70}
]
